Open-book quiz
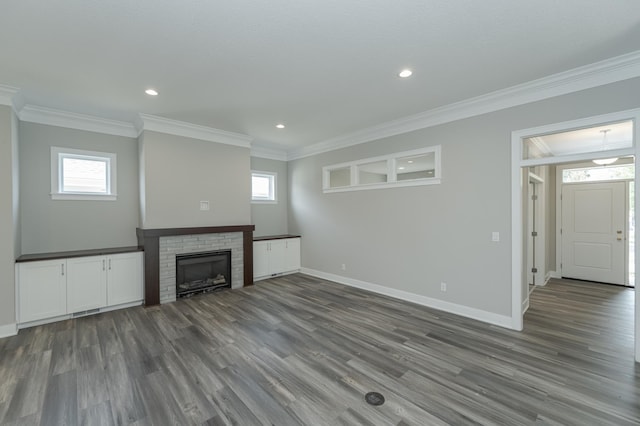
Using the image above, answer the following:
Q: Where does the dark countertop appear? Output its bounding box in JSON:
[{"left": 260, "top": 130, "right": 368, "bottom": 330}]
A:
[
  {"left": 253, "top": 234, "right": 301, "bottom": 242},
  {"left": 16, "top": 246, "right": 143, "bottom": 263}
]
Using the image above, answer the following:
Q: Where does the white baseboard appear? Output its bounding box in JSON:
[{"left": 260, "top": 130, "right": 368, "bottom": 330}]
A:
[
  {"left": 549, "top": 270, "right": 561, "bottom": 279},
  {"left": 300, "top": 268, "right": 514, "bottom": 329},
  {"left": 0, "top": 322, "right": 18, "bottom": 338},
  {"left": 522, "top": 298, "right": 530, "bottom": 314}
]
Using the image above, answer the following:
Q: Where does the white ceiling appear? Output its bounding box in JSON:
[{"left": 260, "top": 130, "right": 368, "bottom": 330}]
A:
[{"left": 2, "top": 1, "right": 640, "bottom": 153}]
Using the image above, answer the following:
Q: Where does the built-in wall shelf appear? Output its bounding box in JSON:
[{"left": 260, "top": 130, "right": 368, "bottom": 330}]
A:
[
  {"left": 253, "top": 234, "right": 301, "bottom": 242},
  {"left": 16, "top": 246, "right": 142, "bottom": 262}
]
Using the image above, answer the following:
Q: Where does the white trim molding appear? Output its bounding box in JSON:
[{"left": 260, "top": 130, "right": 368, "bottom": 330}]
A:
[
  {"left": 251, "top": 145, "right": 288, "bottom": 161},
  {"left": 288, "top": 49, "right": 640, "bottom": 160},
  {"left": 137, "top": 113, "right": 253, "bottom": 148},
  {"left": 19, "top": 105, "right": 137, "bottom": 138},
  {"left": 301, "top": 268, "right": 513, "bottom": 329},
  {"left": 0, "top": 84, "right": 23, "bottom": 113},
  {"left": 0, "top": 322, "right": 18, "bottom": 338}
]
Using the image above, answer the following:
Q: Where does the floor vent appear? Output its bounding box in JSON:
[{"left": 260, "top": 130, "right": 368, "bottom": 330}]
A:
[
  {"left": 364, "top": 392, "right": 385, "bottom": 406},
  {"left": 72, "top": 308, "right": 100, "bottom": 317}
]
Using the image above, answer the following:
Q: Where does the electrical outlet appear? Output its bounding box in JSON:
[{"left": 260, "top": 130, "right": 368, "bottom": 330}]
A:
[
  {"left": 440, "top": 282, "right": 447, "bottom": 292},
  {"left": 200, "top": 200, "right": 210, "bottom": 211},
  {"left": 492, "top": 231, "right": 500, "bottom": 242},
  {"left": 341, "top": 263, "right": 346, "bottom": 271}
]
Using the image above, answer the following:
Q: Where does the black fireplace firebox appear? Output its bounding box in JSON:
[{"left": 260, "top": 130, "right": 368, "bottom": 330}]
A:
[{"left": 176, "top": 250, "right": 231, "bottom": 297}]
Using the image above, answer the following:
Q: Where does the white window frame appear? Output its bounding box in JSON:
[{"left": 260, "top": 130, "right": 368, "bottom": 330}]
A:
[
  {"left": 322, "top": 145, "right": 441, "bottom": 193},
  {"left": 251, "top": 170, "right": 277, "bottom": 203},
  {"left": 50, "top": 146, "right": 117, "bottom": 201}
]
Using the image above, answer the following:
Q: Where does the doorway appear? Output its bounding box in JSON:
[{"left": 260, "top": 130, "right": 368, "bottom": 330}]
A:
[
  {"left": 510, "top": 108, "right": 640, "bottom": 363},
  {"left": 558, "top": 162, "right": 635, "bottom": 287}
]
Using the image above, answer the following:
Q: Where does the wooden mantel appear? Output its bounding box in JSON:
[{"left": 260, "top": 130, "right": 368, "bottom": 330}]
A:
[{"left": 136, "top": 225, "right": 255, "bottom": 306}]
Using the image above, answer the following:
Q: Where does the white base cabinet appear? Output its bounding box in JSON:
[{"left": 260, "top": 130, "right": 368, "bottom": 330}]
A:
[
  {"left": 17, "top": 251, "right": 143, "bottom": 326},
  {"left": 18, "top": 259, "right": 67, "bottom": 323},
  {"left": 254, "top": 237, "right": 301, "bottom": 280},
  {"left": 107, "top": 253, "right": 144, "bottom": 306},
  {"left": 67, "top": 256, "right": 108, "bottom": 313}
]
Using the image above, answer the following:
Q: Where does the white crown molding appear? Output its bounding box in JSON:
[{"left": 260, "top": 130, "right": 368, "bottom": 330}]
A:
[
  {"left": 0, "top": 84, "right": 23, "bottom": 113},
  {"left": 138, "top": 113, "right": 253, "bottom": 148},
  {"left": 301, "top": 268, "right": 513, "bottom": 329},
  {"left": 288, "top": 49, "right": 640, "bottom": 160},
  {"left": 19, "top": 105, "right": 137, "bottom": 138},
  {"left": 250, "top": 145, "right": 288, "bottom": 161}
]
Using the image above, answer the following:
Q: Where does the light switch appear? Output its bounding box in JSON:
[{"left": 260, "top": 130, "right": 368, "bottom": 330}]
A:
[
  {"left": 492, "top": 232, "right": 500, "bottom": 242},
  {"left": 200, "top": 201, "right": 210, "bottom": 211}
]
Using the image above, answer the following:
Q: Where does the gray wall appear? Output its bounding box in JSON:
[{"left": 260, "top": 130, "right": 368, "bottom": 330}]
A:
[
  {"left": 251, "top": 156, "right": 288, "bottom": 237},
  {"left": 288, "top": 77, "right": 640, "bottom": 318},
  {"left": 19, "top": 123, "right": 140, "bottom": 253},
  {"left": 0, "top": 106, "right": 18, "bottom": 328},
  {"left": 139, "top": 131, "right": 251, "bottom": 229}
]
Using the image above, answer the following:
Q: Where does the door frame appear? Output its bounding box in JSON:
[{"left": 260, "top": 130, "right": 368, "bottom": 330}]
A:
[
  {"left": 555, "top": 161, "right": 634, "bottom": 286},
  {"left": 510, "top": 107, "right": 640, "bottom": 362},
  {"left": 559, "top": 180, "right": 628, "bottom": 285}
]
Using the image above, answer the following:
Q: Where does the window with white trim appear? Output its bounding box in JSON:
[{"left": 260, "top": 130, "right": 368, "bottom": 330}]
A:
[
  {"left": 322, "top": 146, "right": 441, "bottom": 193},
  {"left": 51, "top": 147, "right": 117, "bottom": 200},
  {"left": 251, "top": 171, "right": 277, "bottom": 202}
]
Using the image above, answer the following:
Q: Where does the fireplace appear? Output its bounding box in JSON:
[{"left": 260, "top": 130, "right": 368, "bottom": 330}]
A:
[{"left": 176, "top": 250, "right": 231, "bottom": 297}]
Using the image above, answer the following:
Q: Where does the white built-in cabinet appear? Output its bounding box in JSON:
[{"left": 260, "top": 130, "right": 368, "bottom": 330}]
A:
[
  {"left": 254, "top": 237, "right": 301, "bottom": 280},
  {"left": 17, "top": 251, "right": 143, "bottom": 326},
  {"left": 17, "top": 259, "right": 67, "bottom": 323}
]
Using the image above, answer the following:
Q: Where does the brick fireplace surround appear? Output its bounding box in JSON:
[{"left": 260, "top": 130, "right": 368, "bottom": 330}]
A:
[{"left": 136, "top": 225, "right": 255, "bottom": 306}]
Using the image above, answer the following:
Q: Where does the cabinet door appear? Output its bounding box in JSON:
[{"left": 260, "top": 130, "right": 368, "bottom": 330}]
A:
[
  {"left": 254, "top": 241, "right": 270, "bottom": 279},
  {"left": 283, "top": 238, "right": 301, "bottom": 272},
  {"left": 107, "top": 252, "right": 143, "bottom": 306},
  {"left": 18, "top": 260, "right": 67, "bottom": 323},
  {"left": 67, "top": 256, "right": 107, "bottom": 313},
  {"left": 269, "top": 240, "right": 286, "bottom": 274}
]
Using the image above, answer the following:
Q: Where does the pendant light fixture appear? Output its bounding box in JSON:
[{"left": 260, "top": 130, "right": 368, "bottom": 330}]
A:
[{"left": 592, "top": 129, "right": 617, "bottom": 165}]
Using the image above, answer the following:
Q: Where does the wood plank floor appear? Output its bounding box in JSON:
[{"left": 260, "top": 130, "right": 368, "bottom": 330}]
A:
[{"left": 0, "top": 274, "right": 638, "bottom": 425}]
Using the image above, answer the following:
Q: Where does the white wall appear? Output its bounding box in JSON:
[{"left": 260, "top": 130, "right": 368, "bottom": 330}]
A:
[
  {"left": 251, "top": 156, "right": 288, "bottom": 237},
  {"left": 19, "top": 122, "right": 140, "bottom": 253},
  {"left": 139, "top": 131, "right": 251, "bottom": 229},
  {"left": 288, "top": 77, "right": 640, "bottom": 324}
]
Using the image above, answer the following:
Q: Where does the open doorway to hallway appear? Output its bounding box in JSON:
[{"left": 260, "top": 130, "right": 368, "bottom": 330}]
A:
[{"left": 511, "top": 108, "right": 640, "bottom": 363}]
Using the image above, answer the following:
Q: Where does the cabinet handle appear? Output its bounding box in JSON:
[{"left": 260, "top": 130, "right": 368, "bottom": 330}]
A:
[
  {"left": 108, "top": 259, "right": 112, "bottom": 270},
  {"left": 61, "top": 264, "right": 64, "bottom": 276},
  {"left": 102, "top": 259, "right": 106, "bottom": 271}
]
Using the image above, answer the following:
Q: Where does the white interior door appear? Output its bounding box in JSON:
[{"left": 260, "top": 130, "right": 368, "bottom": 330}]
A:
[{"left": 561, "top": 181, "right": 626, "bottom": 285}]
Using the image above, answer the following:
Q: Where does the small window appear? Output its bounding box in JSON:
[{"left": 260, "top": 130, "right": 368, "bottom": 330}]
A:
[
  {"left": 562, "top": 164, "right": 634, "bottom": 183},
  {"left": 323, "top": 146, "right": 441, "bottom": 193},
  {"left": 51, "top": 147, "right": 117, "bottom": 200},
  {"left": 328, "top": 167, "right": 351, "bottom": 189},
  {"left": 252, "top": 171, "right": 277, "bottom": 202}
]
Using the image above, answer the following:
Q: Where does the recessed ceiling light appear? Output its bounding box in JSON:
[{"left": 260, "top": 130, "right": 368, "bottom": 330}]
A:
[
  {"left": 398, "top": 69, "right": 413, "bottom": 78},
  {"left": 398, "top": 166, "right": 405, "bottom": 170},
  {"left": 407, "top": 160, "right": 413, "bottom": 163},
  {"left": 276, "top": 124, "right": 285, "bottom": 129},
  {"left": 145, "top": 89, "right": 159, "bottom": 96}
]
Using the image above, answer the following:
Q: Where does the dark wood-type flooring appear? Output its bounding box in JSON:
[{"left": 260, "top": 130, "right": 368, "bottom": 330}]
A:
[{"left": 0, "top": 274, "right": 638, "bottom": 425}]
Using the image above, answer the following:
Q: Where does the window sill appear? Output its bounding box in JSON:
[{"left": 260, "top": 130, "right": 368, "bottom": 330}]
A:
[
  {"left": 324, "top": 178, "right": 441, "bottom": 193},
  {"left": 251, "top": 200, "right": 278, "bottom": 205},
  {"left": 51, "top": 193, "right": 117, "bottom": 201}
]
